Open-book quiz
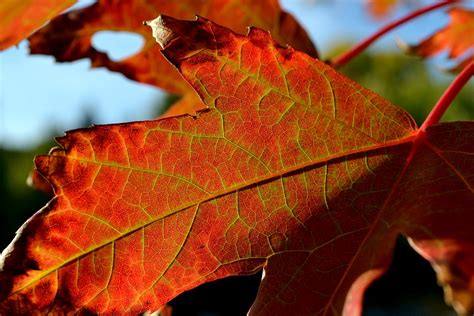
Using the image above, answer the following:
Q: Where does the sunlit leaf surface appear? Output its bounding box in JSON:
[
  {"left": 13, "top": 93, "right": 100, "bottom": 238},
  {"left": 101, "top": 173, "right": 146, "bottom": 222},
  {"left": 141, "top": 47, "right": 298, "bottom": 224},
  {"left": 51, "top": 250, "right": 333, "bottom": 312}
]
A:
[{"left": 1, "top": 16, "right": 472, "bottom": 315}]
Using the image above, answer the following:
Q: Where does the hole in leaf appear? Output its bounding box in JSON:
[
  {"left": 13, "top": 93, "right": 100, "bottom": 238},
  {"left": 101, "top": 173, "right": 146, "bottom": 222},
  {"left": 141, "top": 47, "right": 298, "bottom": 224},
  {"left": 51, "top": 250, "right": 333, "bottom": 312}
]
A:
[
  {"left": 168, "top": 270, "right": 262, "bottom": 316},
  {"left": 91, "top": 31, "right": 144, "bottom": 61},
  {"left": 363, "top": 237, "right": 456, "bottom": 315}
]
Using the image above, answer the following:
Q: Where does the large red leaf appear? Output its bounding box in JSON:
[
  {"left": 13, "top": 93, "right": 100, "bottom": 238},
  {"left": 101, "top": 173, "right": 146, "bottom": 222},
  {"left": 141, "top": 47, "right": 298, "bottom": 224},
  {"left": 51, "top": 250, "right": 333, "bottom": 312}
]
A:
[
  {"left": 402, "top": 7, "right": 474, "bottom": 72},
  {"left": 0, "top": 0, "right": 76, "bottom": 50},
  {"left": 1, "top": 16, "right": 472, "bottom": 315}
]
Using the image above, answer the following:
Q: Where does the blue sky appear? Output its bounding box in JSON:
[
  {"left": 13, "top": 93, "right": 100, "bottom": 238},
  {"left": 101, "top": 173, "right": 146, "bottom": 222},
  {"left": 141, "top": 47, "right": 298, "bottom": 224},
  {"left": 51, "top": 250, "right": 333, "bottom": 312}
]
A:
[{"left": 0, "top": 0, "right": 465, "bottom": 149}]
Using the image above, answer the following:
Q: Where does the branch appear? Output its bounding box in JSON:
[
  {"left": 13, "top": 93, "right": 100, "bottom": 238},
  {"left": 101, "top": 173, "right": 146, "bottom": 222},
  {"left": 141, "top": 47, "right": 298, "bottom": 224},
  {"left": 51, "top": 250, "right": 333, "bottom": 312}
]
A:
[
  {"left": 420, "top": 61, "right": 474, "bottom": 131},
  {"left": 329, "top": 0, "right": 459, "bottom": 68}
]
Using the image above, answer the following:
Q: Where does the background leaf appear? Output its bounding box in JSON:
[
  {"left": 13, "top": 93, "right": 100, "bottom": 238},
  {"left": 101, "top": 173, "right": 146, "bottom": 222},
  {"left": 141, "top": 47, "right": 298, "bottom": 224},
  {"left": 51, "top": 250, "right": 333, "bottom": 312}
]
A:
[
  {"left": 364, "top": 0, "right": 398, "bottom": 19},
  {"left": 401, "top": 7, "right": 474, "bottom": 72},
  {"left": 28, "top": 0, "right": 317, "bottom": 117},
  {"left": 0, "top": 0, "right": 75, "bottom": 50}
]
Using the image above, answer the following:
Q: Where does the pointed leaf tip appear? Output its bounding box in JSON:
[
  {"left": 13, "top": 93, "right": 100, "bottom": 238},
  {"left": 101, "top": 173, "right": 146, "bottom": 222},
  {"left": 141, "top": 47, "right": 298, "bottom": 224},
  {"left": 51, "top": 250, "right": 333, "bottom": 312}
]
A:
[
  {"left": 145, "top": 15, "right": 170, "bottom": 49},
  {"left": 146, "top": 15, "right": 202, "bottom": 49}
]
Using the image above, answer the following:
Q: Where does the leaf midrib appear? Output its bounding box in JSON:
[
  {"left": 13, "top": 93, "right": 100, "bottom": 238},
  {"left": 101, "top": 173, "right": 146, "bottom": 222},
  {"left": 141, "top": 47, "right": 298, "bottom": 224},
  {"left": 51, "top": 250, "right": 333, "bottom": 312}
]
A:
[{"left": 12, "top": 134, "right": 416, "bottom": 297}]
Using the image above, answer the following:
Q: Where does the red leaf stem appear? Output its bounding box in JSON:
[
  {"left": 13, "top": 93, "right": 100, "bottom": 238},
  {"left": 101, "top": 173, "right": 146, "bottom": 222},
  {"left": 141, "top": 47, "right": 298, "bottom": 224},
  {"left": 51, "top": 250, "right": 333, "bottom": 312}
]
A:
[
  {"left": 420, "top": 60, "right": 474, "bottom": 131},
  {"left": 329, "top": 0, "right": 459, "bottom": 68}
]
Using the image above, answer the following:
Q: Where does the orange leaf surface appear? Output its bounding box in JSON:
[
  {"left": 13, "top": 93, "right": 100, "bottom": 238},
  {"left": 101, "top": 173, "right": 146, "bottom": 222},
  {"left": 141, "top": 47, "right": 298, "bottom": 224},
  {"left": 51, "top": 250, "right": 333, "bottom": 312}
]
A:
[
  {"left": 1, "top": 16, "right": 473, "bottom": 315},
  {"left": 404, "top": 7, "right": 474, "bottom": 72},
  {"left": 28, "top": 0, "right": 317, "bottom": 117},
  {"left": 27, "top": 169, "right": 53, "bottom": 196},
  {"left": 0, "top": 0, "right": 76, "bottom": 50}
]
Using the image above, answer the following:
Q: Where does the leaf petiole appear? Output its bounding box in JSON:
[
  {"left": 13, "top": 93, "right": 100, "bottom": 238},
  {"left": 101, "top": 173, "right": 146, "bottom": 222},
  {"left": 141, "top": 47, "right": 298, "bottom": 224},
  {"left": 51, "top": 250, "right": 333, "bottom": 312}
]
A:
[
  {"left": 329, "top": 0, "right": 459, "bottom": 68},
  {"left": 420, "top": 61, "right": 474, "bottom": 131}
]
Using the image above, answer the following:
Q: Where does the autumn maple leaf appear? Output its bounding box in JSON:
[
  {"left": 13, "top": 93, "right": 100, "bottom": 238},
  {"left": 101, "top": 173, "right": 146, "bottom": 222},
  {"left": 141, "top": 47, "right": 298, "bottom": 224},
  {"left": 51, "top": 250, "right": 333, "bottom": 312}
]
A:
[
  {"left": 1, "top": 15, "right": 473, "bottom": 316},
  {"left": 401, "top": 7, "right": 474, "bottom": 72}
]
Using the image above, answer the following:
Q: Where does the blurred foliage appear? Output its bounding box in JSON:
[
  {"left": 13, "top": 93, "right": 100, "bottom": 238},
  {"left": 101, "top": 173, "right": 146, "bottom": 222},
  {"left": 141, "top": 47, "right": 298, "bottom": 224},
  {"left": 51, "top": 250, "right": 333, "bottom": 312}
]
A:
[
  {"left": 336, "top": 46, "right": 473, "bottom": 125},
  {"left": 0, "top": 143, "right": 53, "bottom": 249},
  {"left": 155, "top": 93, "right": 181, "bottom": 117}
]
